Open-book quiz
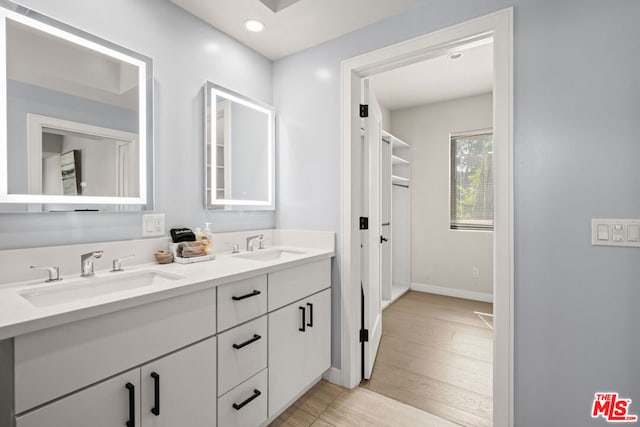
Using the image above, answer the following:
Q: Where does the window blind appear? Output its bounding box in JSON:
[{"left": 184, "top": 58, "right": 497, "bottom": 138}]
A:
[{"left": 450, "top": 132, "right": 494, "bottom": 230}]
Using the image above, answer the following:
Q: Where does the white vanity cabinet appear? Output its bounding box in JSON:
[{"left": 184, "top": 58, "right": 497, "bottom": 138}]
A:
[
  {"left": 2, "top": 255, "right": 333, "bottom": 427},
  {"left": 268, "top": 260, "right": 332, "bottom": 418}
]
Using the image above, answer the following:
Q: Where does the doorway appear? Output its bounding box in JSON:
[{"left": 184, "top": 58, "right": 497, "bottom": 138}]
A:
[{"left": 339, "top": 8, "right": 513, "bottom": 427}]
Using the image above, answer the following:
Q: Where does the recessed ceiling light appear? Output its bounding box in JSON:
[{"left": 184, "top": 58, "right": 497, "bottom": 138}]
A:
[
  {"left": 448, "top": 51, "right": 464, "bottom": 60},
  {"left": 244, "top": 19, "right": 265, "bottom": 33}
]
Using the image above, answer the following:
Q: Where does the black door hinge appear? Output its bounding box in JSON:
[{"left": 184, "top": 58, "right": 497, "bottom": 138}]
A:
[
  {"left": 359, "top": 217, "right": 369, "bottom": 230},
  {"left": 359, "top": 104, "right": 368, "bottom": 118},
  {"left": 360, "top": 329, "right": 369, "bottom": 343}
]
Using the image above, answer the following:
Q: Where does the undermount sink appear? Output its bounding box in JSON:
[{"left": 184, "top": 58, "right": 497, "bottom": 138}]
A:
[
  {"left": 19, "top": 270, "right": 185, "bottom": 307},
  {"left": 233, "top": 248, "right": 306, "bottom": 262}
]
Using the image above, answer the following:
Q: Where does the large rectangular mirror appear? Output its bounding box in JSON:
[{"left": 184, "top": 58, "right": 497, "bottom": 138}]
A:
[
  {"left": 204, "top": 81, "right": 274, "bottom": 210},
  {"left": 0, "top": 1, "right": 153, "bottom": 212}
]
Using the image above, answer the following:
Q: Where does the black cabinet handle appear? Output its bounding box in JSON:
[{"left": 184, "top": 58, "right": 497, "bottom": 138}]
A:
[
  {"left": 150, "top": 372, "right": 160, "bottom": 416},
  {"left": 233, "top": 334, "right": 262, "bottom": 349},
  {"left": 232, "top": 389, "right": 262, "bottom": 411},
  {"left": 306, "top": 302, "right": 314, "bottom": 327},
  {"left": 125, "top": 382, "right": 135, "bottom": 427},
  {"left": 232, "top": 290, "right": 261, "bottom": 301},
  {"left": 299, "top": 306, "right": 306, "bottom": 332}
]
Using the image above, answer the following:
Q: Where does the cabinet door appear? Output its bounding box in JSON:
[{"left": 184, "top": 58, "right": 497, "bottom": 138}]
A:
[
  {"left": 303, "top": 289, "right": 331, "bottom": 383},
  {"left": 268, "top": 299, "right": 306, "bottom": 417},
  {"left": 141, "top": 337, "right": 216, "bottom": 427},
  {"left": 16, "top": 369, "right": 140, "bottom": 427},
  {"left": 268, "top": 289, "right": 332, "bottom": 418}
]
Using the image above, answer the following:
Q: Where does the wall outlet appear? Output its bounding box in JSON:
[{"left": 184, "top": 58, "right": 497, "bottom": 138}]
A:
[
  {"left": 472, "top": 267, "right": 480, "bottom": 278},
  {"left": 142, "top": 214, "right": 165, "bottom": 237}
]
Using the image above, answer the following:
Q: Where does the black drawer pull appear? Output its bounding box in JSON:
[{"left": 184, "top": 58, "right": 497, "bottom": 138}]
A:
[
  {"left": 232, "top": 389, "right": 262, "bottom": 411},
  {"left": 151, "top": 372, "right": 160, "bottom": 416},
  {"left": 232, "top": 290, "right": 261, "bottom": 301},
  {"left": 233, "top": 334, "right": 262, "bottom": 349},
  {"left": 306, "top": 302, "right": 314, "bottom": 327},
  {"left": 299, "top": 306, "right": 306, "bottom": 332},
  {"left": 125, "top": 382, "right": 135, "bottom": 427}
]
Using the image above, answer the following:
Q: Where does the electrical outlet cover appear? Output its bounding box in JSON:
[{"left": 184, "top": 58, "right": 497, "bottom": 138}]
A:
[{"left": 142, "top": 214, "right": 165, "bottom": 237}]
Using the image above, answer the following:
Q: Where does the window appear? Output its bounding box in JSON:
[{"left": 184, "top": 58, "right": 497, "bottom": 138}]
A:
[{"left": 450, "top": 131, "right": 493, "bottom": 230}]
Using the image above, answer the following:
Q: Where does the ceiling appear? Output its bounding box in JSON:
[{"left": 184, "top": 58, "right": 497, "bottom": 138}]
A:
[
  {"left": 169, "top": 0, "right": 424, "bottom": 60},
  {"left": 371, "top": 41, "right": 494, "bottom": 111}
]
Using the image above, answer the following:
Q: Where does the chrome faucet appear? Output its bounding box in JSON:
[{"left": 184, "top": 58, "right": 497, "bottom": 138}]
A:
[
  {"left": 81, "top": 251, "right": 103, "bottom": 277},
  {"left": 246, "top": 234, "right": 263, "bottom": 252},
  {"left": 111, "top": 254, "right": 135, "bottom": 272},
  {"left": 30, "top": 265, "right": 62, "bottom": 282}
]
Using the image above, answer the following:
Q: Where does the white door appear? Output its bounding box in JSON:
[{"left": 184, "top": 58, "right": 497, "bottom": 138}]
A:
[{"left": 362, "top": 79, "right": 383, "bottom": 379}]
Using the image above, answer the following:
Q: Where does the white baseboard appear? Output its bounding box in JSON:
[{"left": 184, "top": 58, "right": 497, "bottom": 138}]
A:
[
  {"left": 322, "top": 367, "right": 343, "bottom": 385},
  {"left": 411, "top": 282, "right": 493, "bottom": 303}
]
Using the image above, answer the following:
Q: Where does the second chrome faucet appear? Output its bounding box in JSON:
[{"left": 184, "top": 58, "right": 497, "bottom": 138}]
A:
[{"left": 245, "top": 234, "right": 264, "bottom": 252}]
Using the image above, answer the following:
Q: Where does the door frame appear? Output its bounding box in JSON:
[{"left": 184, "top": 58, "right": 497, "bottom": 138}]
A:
[{"left": 339, "top": 8, "right": 514, "bottom": 426}]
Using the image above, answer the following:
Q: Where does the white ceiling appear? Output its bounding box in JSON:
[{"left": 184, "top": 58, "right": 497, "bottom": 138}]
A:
[
  {"left": 371, "top": 41, "right": 494, "bottom": 111},
  {"left": 169, "top": 0, "right": 423, "bottom": 60}
]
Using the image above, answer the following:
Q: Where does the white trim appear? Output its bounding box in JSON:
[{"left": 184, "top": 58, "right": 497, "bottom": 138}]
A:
[
  {"left": 340, "top": 8, "right": 513, "bottom": 427},
  {"left": 410, "top": 282, "right": 493, "bottom": 303},
  {"left": 322, "top": 367, "right": 343, "bottom": 385}
]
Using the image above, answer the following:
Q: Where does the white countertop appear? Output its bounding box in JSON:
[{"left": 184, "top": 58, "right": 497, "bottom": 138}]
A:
[{"left": 0, "top": 245, "right": 334, "bottom": 341}]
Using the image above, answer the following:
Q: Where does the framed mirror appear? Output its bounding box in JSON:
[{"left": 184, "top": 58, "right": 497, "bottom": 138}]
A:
[
  {"left": 204, "top": 81, "right": 274, "bottom": 210},
  {"left": 0, "top": 1, "right": 153, "bottom": 212}
]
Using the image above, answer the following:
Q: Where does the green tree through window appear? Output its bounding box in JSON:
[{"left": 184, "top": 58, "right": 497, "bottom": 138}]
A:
[{"left": 450, "top": 132, "right": 493, "bottom": 230}]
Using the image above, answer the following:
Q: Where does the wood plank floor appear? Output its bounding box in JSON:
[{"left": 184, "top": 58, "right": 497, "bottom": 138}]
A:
[
  {"left": 361, "top": 292, "right": 493, "bottom": 427},
  {"left": 269, "top": 380, "right": 458, "bottom": 426},
  {"left": 270, "top": 292, "right": 492, "bottom": 427}
]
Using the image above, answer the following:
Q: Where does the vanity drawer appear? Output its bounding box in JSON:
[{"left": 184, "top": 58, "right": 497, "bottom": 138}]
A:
[
  {"left": 217, "top": 275, "right": 267, "bottom": 332},
  {"left": 218, "top": 369, "right": 268, "bottom": 427},
  {"left": 15, "top": 368, "right": 140, "bottom": 427},
  {"left": 217, "top": 316, "right": 267, "bottom": 396},
  {"left": 14, "top": 288, "right": 216, "bottom": 413},
  {"left": 268, "top": 259, "right": 331, "bottom": 311}
]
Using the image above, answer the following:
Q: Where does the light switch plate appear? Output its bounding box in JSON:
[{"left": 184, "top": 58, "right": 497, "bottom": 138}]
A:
[
  {"left": 592, "top": 219, "right": 640, "bottom": 248},
  {"left": 142, "top": 214, "right": 165, "bottom": 237}
]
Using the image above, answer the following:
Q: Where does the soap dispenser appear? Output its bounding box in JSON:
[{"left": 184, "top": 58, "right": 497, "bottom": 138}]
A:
[{"left": 203, "top": 222, "right": 213, "bottom": 254}]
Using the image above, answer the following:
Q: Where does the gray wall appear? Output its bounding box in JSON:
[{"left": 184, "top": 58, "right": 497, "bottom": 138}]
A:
[
  {"left": 273, "top": 0, "right": 640, "bottom": 425},
  {"left": 0, "top": 0, "right": 275, "bottom": 249}
]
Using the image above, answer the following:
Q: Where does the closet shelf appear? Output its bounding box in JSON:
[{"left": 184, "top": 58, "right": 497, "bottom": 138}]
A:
[
  {"left": 392, "top": 155, "right": 410, "bottom": 165},
  {"left": 392, "top": 175, "right": 410, "bottom": 184},
  {"left": 382, "top": 130, "right": 410, "bottom": 148}
]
